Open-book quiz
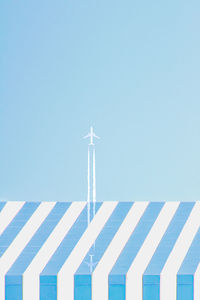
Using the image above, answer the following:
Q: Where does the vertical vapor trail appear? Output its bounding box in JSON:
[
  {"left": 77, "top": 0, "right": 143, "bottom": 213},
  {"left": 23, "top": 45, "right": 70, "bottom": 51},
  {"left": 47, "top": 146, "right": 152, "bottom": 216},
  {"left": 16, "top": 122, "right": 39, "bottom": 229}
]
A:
[
  {"left": 93, "top": 147, "right": 96, "bottom": 203},
  {"left": 89, "top": 255, "right": 93, "bottom": 273},
  {"left": 92, "top": 146, "right": 96, "bottom": 251},
  {"left": 87, "top": 146, "right": 90, "bottom": 226},
  {"left": 93, "top": 146, "right": 96, "bottom": 240}
]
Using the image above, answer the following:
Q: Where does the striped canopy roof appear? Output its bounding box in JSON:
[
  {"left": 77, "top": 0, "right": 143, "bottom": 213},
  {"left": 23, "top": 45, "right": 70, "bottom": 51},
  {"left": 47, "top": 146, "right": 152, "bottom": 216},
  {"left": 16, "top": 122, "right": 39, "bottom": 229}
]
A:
[{"left": 0, "top": 201, "right": 199, "bottom": 300}]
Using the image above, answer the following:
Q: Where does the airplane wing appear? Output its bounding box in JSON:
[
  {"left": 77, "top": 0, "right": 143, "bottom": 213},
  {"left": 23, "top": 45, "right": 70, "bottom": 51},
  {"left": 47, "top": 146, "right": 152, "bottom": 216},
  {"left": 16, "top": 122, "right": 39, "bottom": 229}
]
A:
[
  {"left": 83, "top": 133, "right": 91, "bottom": 139},
  {"left": 93, "top": 133, "right": 100, "bottom": 139},
  {"left": 84, "top": 261, "right": 98, "bottom": 267}
]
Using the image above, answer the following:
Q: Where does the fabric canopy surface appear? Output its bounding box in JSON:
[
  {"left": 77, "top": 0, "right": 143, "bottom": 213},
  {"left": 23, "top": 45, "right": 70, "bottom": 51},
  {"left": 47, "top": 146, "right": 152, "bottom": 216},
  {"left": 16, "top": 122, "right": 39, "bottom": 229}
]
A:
[{"left": 0, "top": 201, "right": 199, "bottom": 300}]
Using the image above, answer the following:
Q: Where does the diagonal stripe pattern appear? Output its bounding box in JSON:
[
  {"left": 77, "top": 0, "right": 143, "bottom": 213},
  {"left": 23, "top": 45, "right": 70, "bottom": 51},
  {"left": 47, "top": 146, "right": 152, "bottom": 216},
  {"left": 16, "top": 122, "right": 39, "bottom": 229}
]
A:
[{"left": 0, "top": 201, "right": 199, "bottom": 300}]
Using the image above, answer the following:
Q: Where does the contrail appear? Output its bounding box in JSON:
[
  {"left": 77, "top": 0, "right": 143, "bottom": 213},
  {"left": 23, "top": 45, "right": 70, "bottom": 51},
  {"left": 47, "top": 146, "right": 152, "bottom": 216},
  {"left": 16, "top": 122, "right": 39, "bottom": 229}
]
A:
[
  {"left": 87, "top": 146, "right": 90, "bottom": 225},
  {"left": 93, "top": 147, "right": 96, "bottom": 203},
  {"left": 93, "top": 146, "right": 96, "bottom": 239},
  {"left": 83, "top": 126, "right": 100, "bottom": 227}
]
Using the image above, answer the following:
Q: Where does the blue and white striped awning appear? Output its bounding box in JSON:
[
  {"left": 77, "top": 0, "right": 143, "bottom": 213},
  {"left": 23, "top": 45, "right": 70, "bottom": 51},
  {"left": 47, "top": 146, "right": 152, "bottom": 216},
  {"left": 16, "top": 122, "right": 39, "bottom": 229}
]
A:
[{"left": 0, "top": 201, "right": 199, "bottom": 300}]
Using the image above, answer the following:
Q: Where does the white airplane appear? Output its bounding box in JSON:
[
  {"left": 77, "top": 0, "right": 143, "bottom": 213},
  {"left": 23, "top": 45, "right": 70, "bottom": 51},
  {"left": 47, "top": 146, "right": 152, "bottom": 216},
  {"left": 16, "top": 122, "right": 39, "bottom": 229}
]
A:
[
  {"left": 83, "top": 126, "right": 100, "bottom": 145},
  {"left": 84, "top": 254, "right": 98, "bottom": 273}
]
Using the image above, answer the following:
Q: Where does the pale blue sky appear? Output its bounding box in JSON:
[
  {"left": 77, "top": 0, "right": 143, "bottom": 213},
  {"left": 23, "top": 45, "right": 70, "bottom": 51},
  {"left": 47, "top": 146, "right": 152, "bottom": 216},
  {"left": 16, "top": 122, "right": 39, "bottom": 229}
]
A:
[{"left": 0, "top": 0, "right": 200, "bottom": 202}]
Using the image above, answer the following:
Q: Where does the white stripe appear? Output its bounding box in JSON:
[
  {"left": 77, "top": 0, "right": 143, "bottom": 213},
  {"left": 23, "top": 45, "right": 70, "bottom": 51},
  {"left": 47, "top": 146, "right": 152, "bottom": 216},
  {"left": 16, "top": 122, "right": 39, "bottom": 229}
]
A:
[
  {"left": 0, "top": 202, "right": 56, "bottom": 300},
  {"left": 57, "top": 201, "right": 118, "bottom": 300},
  {"left": 92, "top": 201, "right": 149, "bottom": 300},
  {"left": 194, "top": 262, "right": 200, "bottom": 300},
  {"left": 23, "top": 202, "right": 86, "bottom": 300},
  {"left": 161, "top": 202, "right": 200, "bottom": 300},
  {"left": 126, "top": 202, "right": 179, "bottom": 300},
  {"left": 0, "top": 201, "right": 25, "bottom": 235}
]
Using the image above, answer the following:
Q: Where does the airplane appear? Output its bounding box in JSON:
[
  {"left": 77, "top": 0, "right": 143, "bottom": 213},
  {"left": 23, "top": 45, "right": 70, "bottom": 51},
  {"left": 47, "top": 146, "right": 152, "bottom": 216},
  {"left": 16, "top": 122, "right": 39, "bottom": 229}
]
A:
[
  {"left": 83, "top": 126, "right": 100, "bottom": 145},
  {"left": 84, "top": 254, "right": 98, "bottom": 273}
]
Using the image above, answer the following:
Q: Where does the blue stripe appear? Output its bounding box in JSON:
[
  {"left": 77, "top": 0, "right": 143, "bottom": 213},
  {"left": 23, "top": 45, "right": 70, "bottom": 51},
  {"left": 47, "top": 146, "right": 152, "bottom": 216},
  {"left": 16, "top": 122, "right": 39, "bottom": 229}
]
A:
[
  {"left": 177, "top": 227, "right": 200, "bottom": 300},
  {"left": 143, "top": 202, "right": 194, "bottom": 300},
  {"left": 0, "top": 202, "right": 40, "bottom": 258},
  {"left": 40, "top": 202, "right": 102, "bottom": 300},
  {"left": 108, "top": 202, "right": 164, "bottom": 300},
  {"left": 5, "top": 203, "right": 70, "bottom": 300},
  {"left": 0, "top": 201, "right": 6, "bottom": 212},
  {"left": 74, "top": 202, "right": 133, "bottom": 300}
]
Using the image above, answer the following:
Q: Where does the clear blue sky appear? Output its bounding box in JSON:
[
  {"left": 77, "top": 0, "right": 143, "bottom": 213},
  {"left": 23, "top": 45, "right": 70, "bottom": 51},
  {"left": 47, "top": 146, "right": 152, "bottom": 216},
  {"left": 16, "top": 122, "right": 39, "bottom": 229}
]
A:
[{"left": 0, "top": 0, "right": 200, "bottom": 202}]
